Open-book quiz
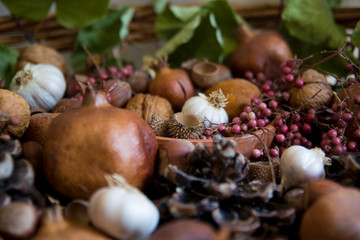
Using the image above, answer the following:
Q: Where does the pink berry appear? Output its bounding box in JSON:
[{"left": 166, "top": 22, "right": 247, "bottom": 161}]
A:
[
  {"left": 251, "top": 149, "right": 262, "bottom": 159},
  {"left": 282, "top": 66, "right": 292, "bottom": 75},
  {"left": 327, "top": 129, "right": 338, "bottom": 138},
  {"left": 218, "top": 124, "right": 226, "bottom": 133},
  {"left": 331, "top": 137, "right": 342, "bottom": 146},
  {"left": 276, "top": 134, "right": 285, "bottom": 143},
  {"left": 232, "top": 117, "right": 241, "bottom": 124},
  {"left": 257, "top": 119, "right": 266, "bottom": 128},
  {"left": 301, "top": 123, "right": 312, "bottom": 134},
  {"left": 294, "top": 78, "right": 304, "bottom": 88},
  {"left": 290, "top": 124, "right": 299, "bottom": 133},
  {"left": 240, "top": 112, "right": 248, "bottom": 121},
  {"left": 99, "top": 73, "right": 108, "bottom": 80},
  {"left": 347, "top": 141, "right": 357, "bottom": 151},
  {"left": 269, "top": 148, "right": 279, "bottom": 157},
  {"left": 87, "top": 77, "right": 96, "bottom": 85},
  {"left": 258, "top": 102, "right": 267, "bottom": 111},
  {"left": 248, "top": 112, "right": 256, "bottom": 120},
  {"left": 354, "top": 129, "right": 360, "bottom": 139},
  {"left": 241, "top": 123, "right": 248, "bottom": 132},
  {"left": 279, "top": 125, "right": 289, "bottom": 134},
  {"left": 286, "top": 59, "right": 296, "bottom": 68},
  {"left": 251, "top": 97, "right": 260, "bottom": 105},
  {"left": 231, "top": 124, "right": 241, "bottom": 134},
  {"left": 342, "top": 113, "right": 353, "bottom": 122},
  {"left": 262, "top": 108, "right": 272, "bottom": 117},
  {"left": 274, "top": 118, "right": 283, "bottom": 127},
  {"left": 261, "top": 84, "right": 271, "bottom": 92},
  {"left": 285, "top": 74, "right": 295, "bottom": 83},
  {"left": 245, "top": 71, "right": 254, "bottom": 80},
  {"left": 244, "top": 106, "right": 252, "bottom": 113},
  {"left": 248, "top": 119, "right": 257, "bottom": 128},
  {"left": 354, "top": 95, "right": 360, "bottom": 105},
  {"left": 257, "top": 72, "right": 266, "bottom": 82},
  {"left": 268, "top": 100, "right": 278, "bottom": 110},
  {"left": 306, "top": 113, "right": 316, "bottom": 124},
  {"left": 108, "top": 66, "right": 117, "bottom": 74}
]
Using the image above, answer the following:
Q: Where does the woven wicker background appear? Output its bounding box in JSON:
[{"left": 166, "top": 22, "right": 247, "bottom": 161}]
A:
[{"left": 0, "top": 3, "right": 359, "bottom": 52}]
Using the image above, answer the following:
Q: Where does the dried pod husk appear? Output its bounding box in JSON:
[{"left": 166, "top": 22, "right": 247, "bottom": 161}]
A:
[
  {"left": 300, "top": 187, "right": 360, "bottom": 240},
  {"left": 0, "top": 89, "right": 31, "bottom": 138},
  {"left": 0, "top": 201, "right": 40, "bottom": 240},
  {"left": 126, "top": 93, "right": 174, "bottom": 123},
  {"left": 103, "top": 79, "right": 132, "bottom": 108},
  {"left": 167, "top": 112, "right": 203, "bottom": 139},
  {"left": 65, "top": 74, "right": 88, "bottom": 98},
  {"left": 16, "top": 44, "right": 67, "bottom": 75},
  {"left": 247, "top": 161, "right": 280, "bottom": 182},
  {"left": 127, "top": 69, "right": 151, "bottom": 93},
  {"left": 148, "top": 114, "right": 169, "bottom": 137},
  {"left": 149, "top": 219, "right": 216, "bottom": 240},
  {"left": 288, "top": 69, "right": 333, "bottom": 111},
  {"left": 337, "top": 83, "right": 360, "bottom": 141},
  {"left": 23, "top": 113, "right": 60, "bottom": 145},
  {"left": 191, "top": 61, "right": 220, "bottom": 89},
  {"left": 32, "top": 205, "right": 108, "bottom": 240},
  {"left": 9, "top": 159, "right": 35, "bottom": 194},
  {"left": 52, "top": 98, "right": 82, "bottom": 113},
  {"left": 212, "top": 207, "right": 260, "bottom": 235}
]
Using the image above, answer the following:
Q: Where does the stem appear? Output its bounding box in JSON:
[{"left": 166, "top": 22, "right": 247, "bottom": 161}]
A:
[
  {"left": 11, "top": 14, "right": 36, "bottom": 44},
  {"left": 82, "top": 45, "right": 102, "bottom": 74}
]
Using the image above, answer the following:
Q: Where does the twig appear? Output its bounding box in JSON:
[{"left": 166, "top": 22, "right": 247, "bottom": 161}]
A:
[{"left": 11, "top": 14, "right": 36, "bottom": 44}]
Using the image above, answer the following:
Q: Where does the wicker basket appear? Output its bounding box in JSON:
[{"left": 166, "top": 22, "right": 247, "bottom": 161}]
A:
[{"left": 0, "top": 3, "right": 359, "bottom": 52}]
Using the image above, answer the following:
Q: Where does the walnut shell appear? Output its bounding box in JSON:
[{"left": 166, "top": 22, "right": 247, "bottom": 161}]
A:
[
  {"left": 0, "top": 89, "right": 31, "bottom": 138},
  {"left": 125, "top": 94, "right": 174, "bottom": 122},
  {"left": 16, "top": 44, "right": 67, "bottom": 75},
  {"left": 204, "top": 79, "right": 261, "bottom": 120},
  {"left": 288, "top": 69, "right": 333, "bottom": 111}
]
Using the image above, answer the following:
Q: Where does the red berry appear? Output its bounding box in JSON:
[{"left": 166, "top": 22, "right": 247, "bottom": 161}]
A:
[
  {"left": 245, "top": 71, "right": 254, "bottom": 80},
  {"left": 331, "top": 137, "right": 342, "bottom": 146},
  {"left": 285, "top": 74, "right": 295, "bottom": 83},
  {"left": 241, "top": 123, "right": 248, "bottom": 132},
  {"left": 251, "top": 149, "right": 262, "bottom": 159},
  {"left": 258, "top": 103, "right": 267, "bottom": 111},
  {"left": 347, "top": 141, "right": 357, "bottom": 151},
  {"left": 306, "top": 113, "right": 316, "bottom": 124},
  {"left": 344, "top": 64, "right": 354, "bottom": 73},
  {"left": 251, "top": 97, "right": 260, "bottom": 105},
  {"left": 275, "top": 134, "right": 285, "bottom": 143},
  {"left": 248, "top": 119, "right": 257, "bottom": 128},
  {"left": 342, "top": 113, "right": 353, "bottom": 122},
  {"left": 301, "top": 123, "right": 312, "bottom": 135},
  {"left": 294, "top": 78, "right": 304, "bottom": 88},
  {"left": 290, "top": 124, "right": 299, "bottom": 133},
  {"left": 232, "top": 117, "right": 241, "bottom": 124},
  {"left": 354, "top": 95, "right": 360, "bottom": 105},
  {"left": 218, "top": 124, "right": 226, "bottom": 133},
  {"left": 268, "top": 100, "right": 278, "bottom": 110},
  {"left": 269, "top": 148, "right": 279, "bottom": 157},
  {"left": 279, "top": 125, "right": 289, "bottom": 134},
  {"left": 257, "top": 119, "right": 266, "bottom": 128},
  {"left": 231, "top": 124, "right": 241, "bottom": 134},
  {"left": 256, "top": 72, "right": 266, "bottom": 82},
  {"left": 99, "top": 73, "right": 108, "bottom": 80},
  {"left": 282, "top": 66, "right": 292, "bottom": 75}
]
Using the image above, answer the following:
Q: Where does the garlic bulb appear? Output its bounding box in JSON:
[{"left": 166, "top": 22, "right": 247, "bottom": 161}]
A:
[
  {"left": 10, "top": 63, "right": 66, "bottom": 110},
  {"left": 280, "top": 146, "right": 331, "bottom": 190},
  {"left": 88, "top": 174, "right": 159, "bottom": 240},
  {"left": 181, "top": 89, "right": 229, "bottom": 128}
]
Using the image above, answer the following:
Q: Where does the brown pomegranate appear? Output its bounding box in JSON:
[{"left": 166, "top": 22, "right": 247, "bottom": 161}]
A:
[
  {"left": 229, "top": 23, "right": 293, "bottom": 80},
  {"left": 42, "top": 86, "right": 158, "bottom": 199},
  {"left": 149, "top": 56, "right": 194, "bottom": 111}
]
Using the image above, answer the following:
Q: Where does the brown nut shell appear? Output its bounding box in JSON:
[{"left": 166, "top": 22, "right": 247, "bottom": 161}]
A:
[
  {"left": 126, "top": 93, "right": 174, "bottom": 122},
  {"left": 23, "top": 113, "right": 60, "bottom": 144},
  {"left": 0, "top": 89, "right": 31, "bottom": 138},
  {"left": 288, "top": 69, "right": 333, "bottom": 111},
  {"left": 16, "top": 44, "right": 67, "bottom": 75}
]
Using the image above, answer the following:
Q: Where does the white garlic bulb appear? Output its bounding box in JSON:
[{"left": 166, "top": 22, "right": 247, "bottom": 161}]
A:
[
  {"left": 182, "top": 89, "right": 229, "bottom": 128},
  {"left": 10, "top": 63, "right": 66, "bottom": 110},
  {"left": 88, "top": 174, "right": 159, "bottom": 240},
  {"left": 280, "top": 146, "right": 331, "bottom": 190}
]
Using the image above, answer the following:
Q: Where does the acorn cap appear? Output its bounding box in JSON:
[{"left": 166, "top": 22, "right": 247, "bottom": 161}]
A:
[
  {"left": 191, "top": 61, "right": 220, "bottom": 89},
  {"left": 168, "top": 112, "right": 204, "bottom": 139}
]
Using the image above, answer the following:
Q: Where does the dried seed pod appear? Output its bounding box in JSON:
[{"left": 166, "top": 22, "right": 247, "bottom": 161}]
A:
[
  {"left": 0, "top": 152, "right": 14, "bottom": 180},
  {"left": 9, "top": 159, "right": 35, "bottom": 194},
  {"left": 148, "top": 114, "right": 169, "bottom": 137},
  {"left": 103, "top": 79, "right": 132, "bottom": 108},
  {"left": 52, "top": 98, "right": 82, "bottom": 113},
  {"left": 0, "top": 201, "right": 39, "bottom": 240},
  {"left": 288, "top": 69, "right": 333, "bottom": 111},
  {"left": 167, "top": 112, "right": 203, "bottom": 139}
]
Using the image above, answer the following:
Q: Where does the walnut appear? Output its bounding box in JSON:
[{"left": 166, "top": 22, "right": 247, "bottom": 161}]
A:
[{"left": 125, "top": 94, "right": 174, "bottom": 123}]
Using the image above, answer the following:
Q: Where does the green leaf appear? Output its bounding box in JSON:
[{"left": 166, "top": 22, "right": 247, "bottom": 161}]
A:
[
  {"left": 281, "top": 0, "right": 346, "bottom": 49},
  {"left": 70, "top": 7, "right": 134, "bottom": 71},
  {"left": 0, "top": 44, "right": 19, "bottom": 89},
  {"left": 155, "top": 5, "right": 200, "bottom": 40},
  {"left": 155, "top": 0, "right": 242, "bottom": 66},
  {"left": 152, "top": 0, "right": 168, "bottom": 14},
  {"left": 56, "top": 0, "right": 110, "bottom": 29},
  {"left": 326, "top": 0, "right": 342, "bottom": 8},
  {"left": 352, "top": 21, "right": 360, "bottom": 48},
  {"left": 2, "top": 0, "right": 52, "bottom": 21}
]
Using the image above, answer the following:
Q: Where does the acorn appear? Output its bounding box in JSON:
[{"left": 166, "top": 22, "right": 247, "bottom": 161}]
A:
[{"left": 168, "top": 113, "right": 203, "bottom": 139}]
